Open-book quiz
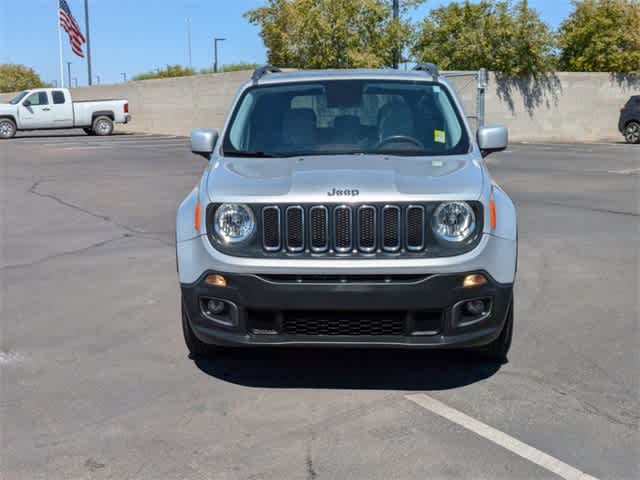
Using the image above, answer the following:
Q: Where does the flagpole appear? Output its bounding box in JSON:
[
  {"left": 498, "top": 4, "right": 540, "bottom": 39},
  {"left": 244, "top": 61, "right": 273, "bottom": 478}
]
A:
[
  {"left": 57, "top": 0, "right": 65, "bottom": 87},
  {"left": 84, "top": 0, "right": 92, "bottom": 85}
]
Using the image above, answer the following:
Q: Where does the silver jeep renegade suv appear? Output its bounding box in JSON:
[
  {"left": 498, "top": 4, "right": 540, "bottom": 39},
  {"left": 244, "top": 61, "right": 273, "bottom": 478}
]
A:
[{"left": 176, "top": 65, "right": 517, "bottom": 361}]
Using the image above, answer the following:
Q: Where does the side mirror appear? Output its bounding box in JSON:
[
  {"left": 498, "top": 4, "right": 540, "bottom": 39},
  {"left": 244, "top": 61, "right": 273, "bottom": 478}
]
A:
[
  {"left": 23, "top": 100, "right": 31, "bottom": 107},
  {"left": 477, "top": 125, "right": 508, "bottom": 158},
  {"left": 190, "top": 128, "right": 218, "bottom": 160}
]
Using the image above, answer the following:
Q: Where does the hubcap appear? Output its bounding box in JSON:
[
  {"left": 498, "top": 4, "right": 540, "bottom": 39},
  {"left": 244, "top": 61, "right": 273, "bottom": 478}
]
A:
[
  {"left": 626, "top": 124, "right": 639, "bottom": 143},
  {"left": 97, "top": 120, "right": 110, "bottom": 134},
  {"left": 0, "top": 122, "right": 13, "bottom": 136}
]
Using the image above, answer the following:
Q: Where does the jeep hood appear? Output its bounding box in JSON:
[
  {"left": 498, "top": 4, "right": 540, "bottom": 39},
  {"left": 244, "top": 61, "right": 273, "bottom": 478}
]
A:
[{"left": 206, "top": 154, "right": 484, "bottom": 203}]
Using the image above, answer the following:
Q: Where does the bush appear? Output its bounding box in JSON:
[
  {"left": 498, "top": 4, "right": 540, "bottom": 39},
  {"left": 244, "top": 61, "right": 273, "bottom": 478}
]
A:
[{"left": 132, "top": 65, "right": 196, "bottom": 81}]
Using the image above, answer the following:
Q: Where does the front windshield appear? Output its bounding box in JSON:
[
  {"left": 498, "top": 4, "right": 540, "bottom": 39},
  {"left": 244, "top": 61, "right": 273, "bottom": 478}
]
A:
[
  {"left": 223, "top": 80, "right": 470, "bottom": 157},
  {"left": 9, "top": 91, "right": 28, "bottom": 105}
]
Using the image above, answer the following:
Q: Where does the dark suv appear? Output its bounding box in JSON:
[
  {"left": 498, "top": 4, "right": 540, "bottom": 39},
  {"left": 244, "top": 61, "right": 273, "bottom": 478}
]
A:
[{"left": 619, "top": 95, "right": 640, "bottom": 144}]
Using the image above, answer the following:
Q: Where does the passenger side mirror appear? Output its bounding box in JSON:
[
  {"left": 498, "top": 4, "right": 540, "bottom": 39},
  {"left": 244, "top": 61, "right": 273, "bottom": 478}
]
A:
[
  {"left": 190, "top": 128, "right": 218, "bottom": 160},
  {"left": 477, "top": 125, "right": 508, "bottom": 158},
  {"left": 23, "top": 100, "right": 31, "bottom": 107}
]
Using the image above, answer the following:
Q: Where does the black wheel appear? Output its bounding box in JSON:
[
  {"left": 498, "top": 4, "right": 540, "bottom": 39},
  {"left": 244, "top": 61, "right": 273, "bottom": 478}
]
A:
[
  {"left": 0, "top": 118, "right": 17, "bottom": 139},
  {"left": 83, "top": 127, "right": 95, "bottom": 136},
  {"left": 182, "top": 299, "right": 219, "bottom": 358},
  {"left": 92, "top": 116, "right": 114, "bottom": 136},
  {"left": 624, "top": 121, "right": 640, "bottom": 144},
  {"left": 480, "top": 298, "right": 513, "bottom": 363}
]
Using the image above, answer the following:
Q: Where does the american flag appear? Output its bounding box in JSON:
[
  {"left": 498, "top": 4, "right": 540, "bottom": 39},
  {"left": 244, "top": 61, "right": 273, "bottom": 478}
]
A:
[{"left": 59, "top": 0, "right": 86, "bottom": 58}]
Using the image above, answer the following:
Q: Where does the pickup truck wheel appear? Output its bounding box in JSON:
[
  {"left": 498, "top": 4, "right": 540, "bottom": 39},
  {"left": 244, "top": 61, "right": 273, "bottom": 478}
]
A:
[
  {"left": 92, "top": 116, "right": 114, "bottom": 136},
  {"left": 83, "top": 127, "right": 95, "bottom": 136},
  {"left": 477, "top": 297, "right": 513, "bottom": 363},
  {"left": 0, "top": 118, "right": 17, "bottom": 139},
  {"left": 182, "top": 299, "right": 220, "bottom": 358},
  {"left": 624, "top": 121, "right": 640, "bottom": 144}
]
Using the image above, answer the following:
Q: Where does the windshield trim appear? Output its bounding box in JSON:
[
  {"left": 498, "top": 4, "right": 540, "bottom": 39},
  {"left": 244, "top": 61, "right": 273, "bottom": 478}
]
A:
[
  {"left": 8, "top": 91, "right": 29, "bottom": 105},
  {"left": 222, "top": 79, "right": 471, "bottom": 158}
]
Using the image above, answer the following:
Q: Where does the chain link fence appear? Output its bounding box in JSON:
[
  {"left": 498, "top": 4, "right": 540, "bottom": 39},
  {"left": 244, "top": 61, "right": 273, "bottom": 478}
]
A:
[{"left": 443, "top": 68, "right": 487, "bottom": 133}]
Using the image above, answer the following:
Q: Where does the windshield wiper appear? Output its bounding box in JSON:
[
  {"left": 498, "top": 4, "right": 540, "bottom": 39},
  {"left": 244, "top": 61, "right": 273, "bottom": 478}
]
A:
[{"left": 224, "top": 150, "right": 288, "bottom": 158}]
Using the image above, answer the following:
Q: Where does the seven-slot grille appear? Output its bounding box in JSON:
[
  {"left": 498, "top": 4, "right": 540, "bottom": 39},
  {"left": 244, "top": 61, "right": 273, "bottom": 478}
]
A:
[{"left": 262, "top": 204, "right": 429, "bottom": 254}]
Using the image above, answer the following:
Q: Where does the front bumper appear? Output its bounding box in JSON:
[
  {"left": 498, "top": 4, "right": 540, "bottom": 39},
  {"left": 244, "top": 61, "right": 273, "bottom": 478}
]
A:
[{"left": 181, "top": 271, "right": 513, "bottom": 348}]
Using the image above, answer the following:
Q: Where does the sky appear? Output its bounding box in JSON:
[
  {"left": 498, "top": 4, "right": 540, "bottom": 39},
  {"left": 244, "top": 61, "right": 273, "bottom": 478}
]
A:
[{"left": 1, "top": 0, "right": 573, "bottom": 87}]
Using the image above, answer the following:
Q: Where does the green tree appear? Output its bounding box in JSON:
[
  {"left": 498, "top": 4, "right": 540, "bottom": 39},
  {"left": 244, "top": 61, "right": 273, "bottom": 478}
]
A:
[
  {"left": 132, "top": 65, "right": 196, "bottom": 81},
  {"left": 245, "top": 0, "right": 424, "bottom": 69},
  {"left": 558, "top": 0, "right": 640, "bottom": 73},
  {"left": 0, "top": 64, "right": 47, "bottom": 93},
  {"left": 412, "top": 0, "right": 556, "bottom": 76}
]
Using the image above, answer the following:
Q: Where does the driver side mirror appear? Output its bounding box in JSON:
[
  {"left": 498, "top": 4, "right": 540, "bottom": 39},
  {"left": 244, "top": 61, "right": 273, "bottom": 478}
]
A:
[
  {"left": 23, "top": 100, "right": 31, "bottom": 107},
  {"left": 190, "top": 128, "right": 218, "bottom": 160},
  {"left": 477, "top": 125, "right": 508, "bottom": 158}
]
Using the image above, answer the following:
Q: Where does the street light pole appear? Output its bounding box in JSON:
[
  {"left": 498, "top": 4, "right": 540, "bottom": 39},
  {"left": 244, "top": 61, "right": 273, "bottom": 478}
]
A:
[
  {"left": 121, "top": 72, "right": 127, "bottom": 82},
  {"left": 213, "top": 37, "right": 226, "bottom": 73},
  {"left": 67, "top": 62, "right": 72, "bottom": 88}
]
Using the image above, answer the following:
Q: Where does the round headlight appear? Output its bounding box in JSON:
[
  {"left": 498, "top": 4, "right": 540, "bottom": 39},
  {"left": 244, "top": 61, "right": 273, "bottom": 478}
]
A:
[
  {"left": 214, "top": 204, "right": 256, "bottom": 244},
  {"left": 431, "top": 201, "right": 476, "bottom": 243}
]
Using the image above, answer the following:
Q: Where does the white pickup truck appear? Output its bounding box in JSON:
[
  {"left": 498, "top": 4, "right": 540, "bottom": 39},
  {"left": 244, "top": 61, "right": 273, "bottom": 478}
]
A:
[{"left": 0, "top": 88, "right": 131, "bottom": 139}]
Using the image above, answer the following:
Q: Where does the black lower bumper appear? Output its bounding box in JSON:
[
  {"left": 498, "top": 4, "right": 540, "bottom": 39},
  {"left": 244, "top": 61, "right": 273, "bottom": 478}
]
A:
[{"left": 181, "top": 271, "right": 513, "bottom": 348}]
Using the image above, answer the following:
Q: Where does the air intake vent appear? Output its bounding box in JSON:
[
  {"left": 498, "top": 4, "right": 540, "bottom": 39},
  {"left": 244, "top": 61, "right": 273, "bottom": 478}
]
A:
[
  {"left": 310, "top": 206, "right": 329, "bottom": 252},
  {"left": 406, "top": 205, "right": 425, "bottom": 251},
  {"left": 334, "top": 206, "right": 353, "bottom": 252},
  {"left": 262, "top": 206, "right": 281, "bottom": 251},
  {"left": 357, "top": 205, "right": 376, "bottom": 252},
  {"left": 285, "top": 206, "right": 304, "bottom": 252},
  {"left": 382, "top": 205, "right": 401, "bottom": 252}
]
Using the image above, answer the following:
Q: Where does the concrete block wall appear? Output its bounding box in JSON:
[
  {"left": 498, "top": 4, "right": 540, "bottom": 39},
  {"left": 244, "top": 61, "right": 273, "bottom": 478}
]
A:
[{"left": 2, "top": 70, "right": 638, "bottom": 142}]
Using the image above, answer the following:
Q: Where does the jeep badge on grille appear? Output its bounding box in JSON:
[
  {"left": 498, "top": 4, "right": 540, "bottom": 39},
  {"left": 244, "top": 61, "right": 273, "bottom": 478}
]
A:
[{"left": 327, "top": 188, "right": 360, "bottom": 197}]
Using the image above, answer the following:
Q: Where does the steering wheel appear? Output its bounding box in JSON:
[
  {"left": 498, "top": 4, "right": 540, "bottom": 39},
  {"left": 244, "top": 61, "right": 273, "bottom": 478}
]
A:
[{"left": 374, "top": 135, "right": 425, "bottom": 150}]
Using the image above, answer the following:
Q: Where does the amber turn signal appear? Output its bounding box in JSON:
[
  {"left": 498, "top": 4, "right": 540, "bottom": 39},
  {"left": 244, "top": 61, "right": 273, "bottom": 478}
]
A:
[
  {"left": 194, "top": 201, "right": 202, "bottom": 231},
  {"left": 463, "top": 274, "right": 487, "bottom": 288},
  {"left": 204, "top": 274, "right": 227, "bottom": 288}
]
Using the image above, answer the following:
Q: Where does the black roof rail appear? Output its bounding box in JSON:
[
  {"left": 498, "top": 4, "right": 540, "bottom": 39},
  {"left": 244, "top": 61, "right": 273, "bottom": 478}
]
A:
[
  {"left": 413, "top": 63, "right": 439, "bottom": 78},
  {"left": 251, "top": 65, "right": 282, "bottom": 83}
]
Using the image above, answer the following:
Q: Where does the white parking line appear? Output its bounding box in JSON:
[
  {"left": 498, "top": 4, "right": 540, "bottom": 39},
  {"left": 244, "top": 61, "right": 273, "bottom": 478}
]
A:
[{"left": 405, "top": 393, "right": 599, "bottom": 480}]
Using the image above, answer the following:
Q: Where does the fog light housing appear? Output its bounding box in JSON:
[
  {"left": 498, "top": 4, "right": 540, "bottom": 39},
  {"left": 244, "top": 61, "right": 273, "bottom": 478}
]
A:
[
  {"left": 207, "top": 299, "right": 226, "bottom": 315},
  {"left": 465, "top": 299, "right": 486, "bottom": 316},
  {"left": 199, "top": 297, "right": 238, "bottom": 328},
  {"left": 453, "top": 297, "right": 493, "bottom": 328}
]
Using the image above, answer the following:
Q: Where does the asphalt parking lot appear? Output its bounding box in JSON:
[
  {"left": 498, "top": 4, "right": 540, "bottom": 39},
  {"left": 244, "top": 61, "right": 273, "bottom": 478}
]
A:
[{"left": 1, "top": 131, "right": 638, "bottom": 479}]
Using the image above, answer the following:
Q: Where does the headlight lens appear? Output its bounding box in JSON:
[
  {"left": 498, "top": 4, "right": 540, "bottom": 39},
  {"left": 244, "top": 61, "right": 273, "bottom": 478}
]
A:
[
  {"left": 431, "top": 201, "right": 476, "bottom": 243},
  {"left": 213, "top": 204, "right": 256, "bottom": 244}
]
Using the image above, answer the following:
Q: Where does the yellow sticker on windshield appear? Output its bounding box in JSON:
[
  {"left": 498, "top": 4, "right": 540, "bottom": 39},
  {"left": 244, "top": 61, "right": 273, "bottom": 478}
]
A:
[{"left": 434, "top": 130, "right": 446, "bottom": 143}]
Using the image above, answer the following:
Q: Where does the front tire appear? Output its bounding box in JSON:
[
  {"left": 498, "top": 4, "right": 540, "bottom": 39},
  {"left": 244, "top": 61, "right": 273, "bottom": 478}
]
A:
[
  {"left": 182, "top": 299, "right": 219, "bottom": 358},
  {"left": 480, "top": 298, "right": 513, "bottom": 363},
  {"left": 624, "top": 121, "right": 640, "bottom": 144},
  {"left": 0, "top": 118, "right": 17, "bottom": 139},
  {"left": 92, "top": 116, "right": 114, "bottom": 136},
  {"left": 83, "top": 127, "right": 95, "bottom": 136}
]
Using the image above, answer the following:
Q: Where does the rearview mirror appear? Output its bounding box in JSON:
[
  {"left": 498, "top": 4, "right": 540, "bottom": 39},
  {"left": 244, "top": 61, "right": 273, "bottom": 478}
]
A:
[
  {"left": 477, "top": 125, "right": 508, "bottom": 158},
  {"left": 23, "top": 100, "right": 31, "bottom": 107},
  {"left": 190, "top": 128, "right": 218, "bottom": 160}
]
